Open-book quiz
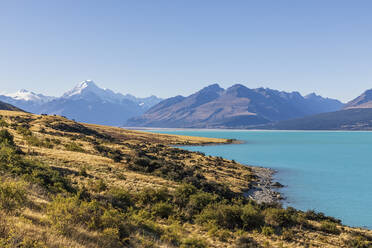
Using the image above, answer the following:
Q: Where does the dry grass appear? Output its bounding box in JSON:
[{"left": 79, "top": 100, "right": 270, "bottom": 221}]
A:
[{"left": 0, "top": 110, "right": 371, "bottom": 248}]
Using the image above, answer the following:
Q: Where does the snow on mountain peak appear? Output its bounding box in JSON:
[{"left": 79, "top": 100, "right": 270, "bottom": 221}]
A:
[{"left": 5, "top": 89, "right": 53, "bottom": 102}]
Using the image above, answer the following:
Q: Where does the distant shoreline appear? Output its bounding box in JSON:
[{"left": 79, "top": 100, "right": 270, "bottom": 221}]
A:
[{"left": 124, "top": 126, "right": 372, "bottom": 132}]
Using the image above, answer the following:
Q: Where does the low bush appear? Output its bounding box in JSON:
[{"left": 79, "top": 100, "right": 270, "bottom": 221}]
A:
[
  {"left": 0, "top": 181, "right": 27, "bottom": 213},
  {"left": 64, "top": 142, "right": 85, "bottom": 153},
  {"left": 152, "top": 202, "right": 174, "bottom": 219},
  {"left": 136, "top": 188, "right": 170, "bottom": 207},
  {"left": 196, "top": 203, "right": 243, "bottom": 229},
  {"left": 234, "top": 235, "right": 261, "bottom": 248},
  {"left": 319, "top": 220, "right": 340, "bottom": 235},
  {"left": 261, "top": 226, "right": 275, "bottom": 236},
  {"left": 0, "top": 130, "right": 16, "bottom": 147},
  {"left": 105, "top": 187, "right": 133, "bottom": 210},
  {"left": 344, "top": 235, "right": 372, "bottom": 248},
  {"left": 263, "top": 208, "right": 296, "bottom": 227},
  {"left": 181, "top": 238, "right": 208, "bottom": 248}
]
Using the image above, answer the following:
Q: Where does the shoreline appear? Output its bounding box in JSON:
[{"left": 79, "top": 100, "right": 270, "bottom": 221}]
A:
[{"left": 244, "top": 166, "right": 284, "bottom": 204}]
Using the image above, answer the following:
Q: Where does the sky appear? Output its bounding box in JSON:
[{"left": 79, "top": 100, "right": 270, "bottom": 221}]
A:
[{"left": 1, "top": 0, "right": 372, "bottom": 102}]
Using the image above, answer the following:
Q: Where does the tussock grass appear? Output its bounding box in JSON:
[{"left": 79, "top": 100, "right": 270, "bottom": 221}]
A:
[{"left": 0, "top": 110, "right": 370, "bottom": 248}]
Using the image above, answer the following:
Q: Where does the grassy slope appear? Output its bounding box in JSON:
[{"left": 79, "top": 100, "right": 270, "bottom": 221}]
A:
[{"left": 0, "top": 110, "right": 370, "bottom": 248}]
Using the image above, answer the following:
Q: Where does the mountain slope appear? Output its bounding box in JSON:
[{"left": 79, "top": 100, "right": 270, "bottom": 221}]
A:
[
  {"left": 255, "top": 108, "right": 372, "bottom": 130},
  {"left": 127, "top": 84, "right": 344, "bottom": 128},
  {"left": 0, "top": 80, "right": 162, "bottom": 126},
  {"left": 255, "top": 89, "right": 372, "bottom": 130},
  {"left": 344, "top": 88, "right": 372, "bottom": 109},
  {"left": 0, "top": 100, "right": 23, "bottom": 111}
]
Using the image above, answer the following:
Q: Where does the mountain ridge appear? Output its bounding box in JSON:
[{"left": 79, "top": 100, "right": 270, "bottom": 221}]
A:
[
  {"left": 127, "top": 84, "right": 344, "bottom": 128},
  {"left": 0, "top": 80, "right": 162, "bottom": 126},
  {"left": 248, "top": 89, "right": 372, "bottom": 130}
]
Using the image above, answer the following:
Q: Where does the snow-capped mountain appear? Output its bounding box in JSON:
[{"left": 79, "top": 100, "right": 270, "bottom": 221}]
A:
[
  {"left": 0, "top": 80, "right": 162, "bottom": 126},
  {"left": 4, "top": 89, "right": 55, "bottom": 103}
]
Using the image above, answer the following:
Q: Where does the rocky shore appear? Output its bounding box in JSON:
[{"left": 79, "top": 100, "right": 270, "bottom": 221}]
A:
[{"left": 245, "top": 166, "right": 284, "bottom": 204}]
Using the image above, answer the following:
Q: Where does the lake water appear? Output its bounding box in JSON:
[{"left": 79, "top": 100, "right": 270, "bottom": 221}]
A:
[{"left": 151, "top": 130, "right": 372, "bottom": 229}]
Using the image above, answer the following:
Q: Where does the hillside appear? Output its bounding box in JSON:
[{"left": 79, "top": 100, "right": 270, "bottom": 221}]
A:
[
  {"left": 254, "top": 108, "right": 372, "bottom": 130},
  {"left": 127, "top": 84, "right": 343, "bottom": 128},
  {"left": 0, "top": 110, "right": 370, "bottom": 248},
  {"left": 0, "top": 100, "right": 23, "bottom": 111},
  {"left": 344, "top": 89, "right": 372, "bottom": 109}
]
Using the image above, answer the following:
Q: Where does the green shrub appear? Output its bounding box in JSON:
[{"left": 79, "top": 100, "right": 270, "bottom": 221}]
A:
[
  {"left": 64, "top": 142, "right": 85, "bottom": 153},
  {"left": 263, "top": 208, "right": 295, "bottom": 227},
  {"left": 0, "top": 181, "right": 27, "bottom": 213},
  {"left": 261, "top": 226, "right": 275, "bottom": 236},
  {"left": 105, "top": 187, "right": 132, "bottom": 210},
  {"left": 0, "top": 120, "right": 8, "bottom": 128},
  {"left": 47, "top": 196, "right": 127, "bottom": 236},
  {"left": 319, "top": 221, "right": 340, "bottom": 235},
  {"left": 174, "top": 184, "right": 197, "bottom": 208},
  {"left": 0, "top": 130, "right": 16, "bottom": 147},
  {"left": 196, "top": 203, "right": 243, "bottom": 229},
  {"left": 241, "top": 204, "right": 264, "bottom": 231},
  {"left": 136, "top": 188, "right": 170, "bottom": 207},
  {"left": 181, "top": 238, "right": 208, "bottom": 248},
  {"left": 152, "top": 202, "right": 174, "bottom": 219},
  {"left": 185, "top": 191, "right": 216, "bottom": 218}
]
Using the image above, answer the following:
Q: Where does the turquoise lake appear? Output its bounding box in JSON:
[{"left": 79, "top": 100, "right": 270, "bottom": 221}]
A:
[{"left": 150, "top": 130, "right": 372, "bottom": 229}]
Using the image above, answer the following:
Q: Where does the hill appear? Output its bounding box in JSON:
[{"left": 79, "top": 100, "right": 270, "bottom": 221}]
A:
[
  {"left": 0, "top": 100, "right": 23, "bottom": 111},
  {"left": 127, "top": 84, "right": 343, "bottom": 128},
  {"left": 0, "top": 110, "right": 370, "bottom": 247}
]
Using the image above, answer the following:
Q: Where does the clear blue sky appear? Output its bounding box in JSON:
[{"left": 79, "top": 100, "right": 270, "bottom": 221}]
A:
[{"left": 1, "top": 0, "right": 372, "bottom": 102}]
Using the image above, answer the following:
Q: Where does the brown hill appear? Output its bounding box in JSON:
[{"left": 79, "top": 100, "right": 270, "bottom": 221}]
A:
[{"left": 0, "top": 110, "right": 370, "bottom": 247}]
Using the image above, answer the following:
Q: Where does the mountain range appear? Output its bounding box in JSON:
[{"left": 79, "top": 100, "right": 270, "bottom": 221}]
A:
[
  {"left": 127, "top": 84, "right": 344, "bottom": 128},
  {"left": 4, "top": 81, "right": 372, "bottom": 130},
  {"left": 0, "top": 80, "right": 162, "bottom": 126},
  {"left": 256, "top": 88, "right": 372, "bottom": 130}
]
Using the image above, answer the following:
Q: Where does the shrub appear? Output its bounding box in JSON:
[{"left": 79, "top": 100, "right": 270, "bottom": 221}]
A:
[
  {"left": 234, "top": 235, "right": 260, "bottom": 248},
  {"left": 263, "top": 208, "right": 295, "bottom": 227},
  {"left": 0, "top": 181, "right": 27, "bottom": 213},
  {"left": 78, "top": 166, "right": 88, "bottom": 177},
  {"left": 152, "top": 202, "right": 174, "bottom": 219},
  {"left": 174, "top": 184, "right": 197, "bottom": 208},
  {"left": 64, "top": 142, "right": 85, "bottom": 153},
  {"left": 16, "top": 126, "right": 32, "bottom": 136},
  {"left": 0, "top": 119, "right": 8, "bottom": 127},
  {"left": 136, "top": 188, "right": 170, "bottom": 207},
  {"left": 92, "top": 179, "right": 107, "bottom": 192},
  {"left": 196, "top": 204, "right": 243, "bottom": 229},
  {"left": 320, "top": 221, "right": 340, "bottom": 235},
  {"left": 241, "top": 204, "right": 264, "bottom": 230},
  {"left": 281, "top": 228, "right": 295, "bottom": 241},
  {"left": 105, "top": 187, "right": 132, "bottom": 210},
  {"left": 181, "top": 238, "right": 208, "bottom": 248},
  {"left": 261, "top": 226, "right": 275, "bottom": 236},
  {"left": 0, "top": 130, "right": 16, "bottom": 147},
  {"left": 185, "top": 192, "right": 216, "bottom": 218},
  {"left": 344, "top": 235, "right": 372, "bottom": 248}
]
